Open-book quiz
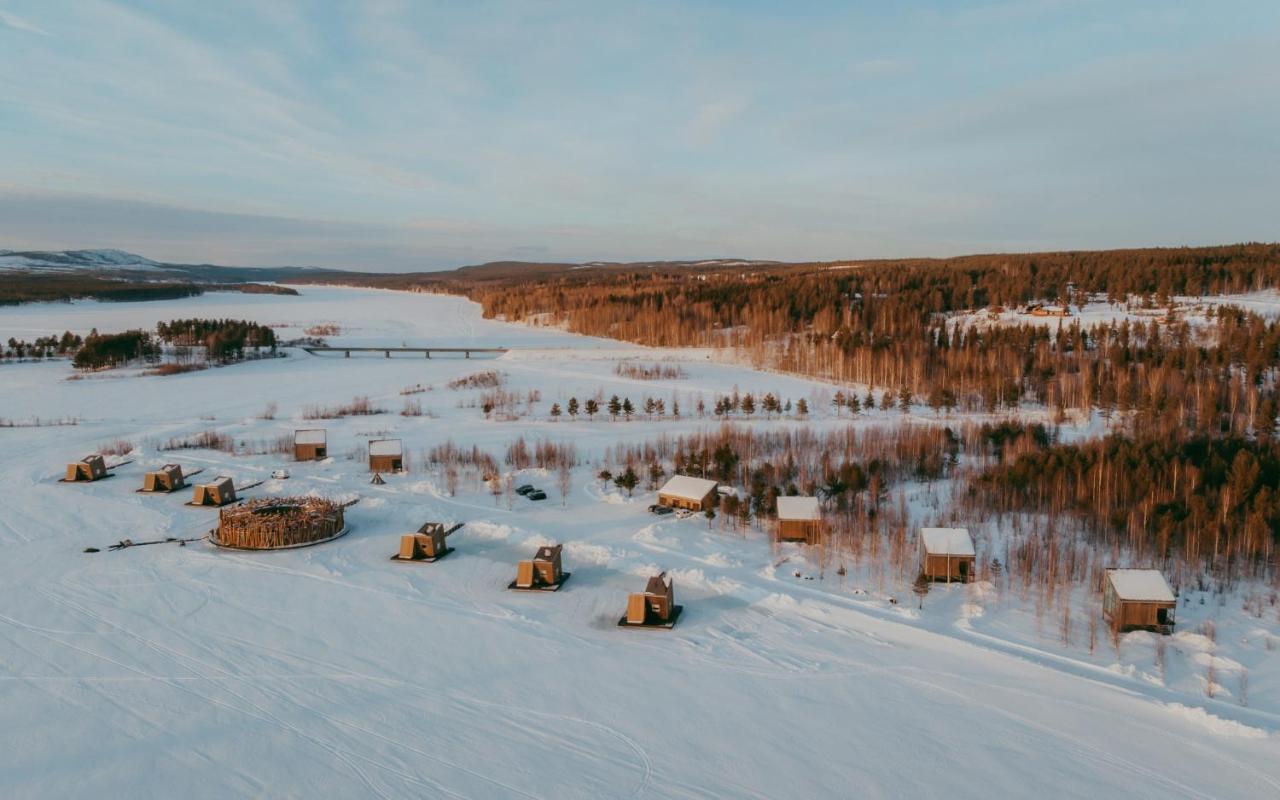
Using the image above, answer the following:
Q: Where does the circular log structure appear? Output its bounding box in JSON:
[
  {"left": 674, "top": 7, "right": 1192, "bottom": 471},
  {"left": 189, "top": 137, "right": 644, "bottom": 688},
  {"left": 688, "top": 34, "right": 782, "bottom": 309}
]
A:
[{"left": 213, "top": 496, "right": 347, "bottom": 550}]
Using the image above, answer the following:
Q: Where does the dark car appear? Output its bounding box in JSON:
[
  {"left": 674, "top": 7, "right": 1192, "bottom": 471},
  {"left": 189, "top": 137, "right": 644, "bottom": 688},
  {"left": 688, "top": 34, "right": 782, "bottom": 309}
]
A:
[
  {"left": 527, "top": 490, "right": 548, "bottom": 501},
  {"left": 515, "top": 484, "right": 536, "bottom": 496},
  {"left": 648, "top": 504, "right": 674, "bottom": 515}
]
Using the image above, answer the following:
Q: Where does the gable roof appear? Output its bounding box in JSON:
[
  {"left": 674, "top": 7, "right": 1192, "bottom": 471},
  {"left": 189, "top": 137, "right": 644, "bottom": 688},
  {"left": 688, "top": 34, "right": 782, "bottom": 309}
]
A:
[
  {"left": 776, "top": 496, "right": 820, "bottom": 521},
  {"left": 369, "top": 438, "right": 402, "bottom": 456},
  {"left": 294, "top": 429, "right": 326, "bottom": 445},
  {"left": 1107, "top": 569, "right": 1175, "bottom": 603},
  {"left": 920, "top": 527, "right": 975, "bottom": 557},
  {"left": 534, "top": 544, "right": 562, "bottom": 561},
  {"left": 644, "top": 574, "right": 671, "bottom": 595},
  {"left": 658, "top": 475, "right": 718, "bottom": 501}
]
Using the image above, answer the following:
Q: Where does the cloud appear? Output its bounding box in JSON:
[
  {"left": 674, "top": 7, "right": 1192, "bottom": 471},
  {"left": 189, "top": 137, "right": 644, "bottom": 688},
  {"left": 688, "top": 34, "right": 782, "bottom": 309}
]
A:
[
  {"left": 0, "top": 8, "right": 48, "bottom": 36},
  {"left": 687, "top": 97, "right": 751, "bottom": 145}
]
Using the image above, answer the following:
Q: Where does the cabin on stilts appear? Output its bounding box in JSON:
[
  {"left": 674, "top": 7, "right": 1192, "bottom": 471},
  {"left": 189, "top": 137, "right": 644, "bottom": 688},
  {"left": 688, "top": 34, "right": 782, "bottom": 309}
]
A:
[
  {"left": 63, "top": 454, "right": 108, "bottom": 482},
  {"left": 141, "top": 464, "right": 187, "bottom": 493},
  {"left": 919, "top": 527, "right": 975, "bottom": 583},
  {"left": 511, "top": 544, "right": 569, "bottom": 590},
  {"left": 657, "top": 475, "right": 719, "bottom": 511},
  {"left": 191, "top": 476, "right": 237, "bottom": 507},
  {"left": 775, "top": 496, "right": 823, "bottom": 544},
  {"left": 368, "top": 439, "right": 404, "bottom": 473},
  {"left": 293, "top": 429, "right": 328, "bottom": 461},
  {"left": 1103, "top": 569, "right": 1176, "bottom": 632},
  {"left": 619, "top": 573, "right": 682, "bottom": 628}
]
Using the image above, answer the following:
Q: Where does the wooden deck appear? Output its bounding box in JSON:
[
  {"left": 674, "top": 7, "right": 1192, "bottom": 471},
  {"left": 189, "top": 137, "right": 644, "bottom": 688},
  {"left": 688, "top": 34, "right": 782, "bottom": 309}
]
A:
[{"left": 301, "top": 346, "right": 507, "bottom": 359}]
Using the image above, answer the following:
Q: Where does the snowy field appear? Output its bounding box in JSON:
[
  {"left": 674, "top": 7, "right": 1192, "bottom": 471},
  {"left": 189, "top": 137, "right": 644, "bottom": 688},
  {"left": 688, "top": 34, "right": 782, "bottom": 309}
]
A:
[{"left": 1, "top": 287, "right": 1277, "bottom": 799}]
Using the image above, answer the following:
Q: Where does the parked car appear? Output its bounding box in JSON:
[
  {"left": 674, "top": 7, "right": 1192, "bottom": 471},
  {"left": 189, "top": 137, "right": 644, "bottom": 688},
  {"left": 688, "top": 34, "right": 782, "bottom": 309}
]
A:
[
  {"left": 648, "top": 504, "right": 674, "bottom": 515},
  {"left": 527, "top": 490, "right": 547, "bottom": 501},
  {"left": 515, "top": 484, "right": 536, "bottom": 496},
  {"left": 271, "top": 469, "right": 290, "bottom": 480}
]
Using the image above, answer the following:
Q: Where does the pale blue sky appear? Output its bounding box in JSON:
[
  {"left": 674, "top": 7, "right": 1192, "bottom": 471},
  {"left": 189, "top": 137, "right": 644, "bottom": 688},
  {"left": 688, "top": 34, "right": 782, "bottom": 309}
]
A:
[{"left": 2, "top": 1, "right": 1278, "bottom": 270}]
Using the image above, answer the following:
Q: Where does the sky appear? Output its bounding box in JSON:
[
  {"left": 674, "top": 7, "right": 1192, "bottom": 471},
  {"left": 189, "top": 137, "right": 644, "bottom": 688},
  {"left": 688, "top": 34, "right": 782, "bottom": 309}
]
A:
[{"left": 1, "top": 1, "right": 1278, "bottom": 271}]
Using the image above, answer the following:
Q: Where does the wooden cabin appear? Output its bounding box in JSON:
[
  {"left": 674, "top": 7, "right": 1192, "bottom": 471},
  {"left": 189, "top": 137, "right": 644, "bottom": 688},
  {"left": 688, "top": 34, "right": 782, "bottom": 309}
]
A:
[
  {"left": 191, "top": 476, "right": 237, "bottom": 507},
  {"left": 626, "top": 574, "right": 676, "bottom": 625},
  {"left": 64, "top": 454, "right": 108, "bottom": 482},
  {"left": 516, "top": 544, "right": 564, "bottom": 589},
  {"left": 776, "top": 496, "right": 823, "bottom": 544},
  {"left": 398, "top": 530, "right": 446, "bottom": 561},
  {"left": 369, "top": 438, "right": 404, "bottom": 473},
  {"left": 142, "top": 464, "right": 186, "bottom": 493},
  {"left": 293, "top": 429, "right": 327, "bottom": 461},
  {"left": 1103, "top": 569, "right": 1176, "bottom": 632},
  {"left": 919, "top": 527, "right": 976, "bottom": 583},
  {"left": 1028, "top": 303, "right": 1071, "bottom": 318},
  {"left": 657, "top": 475, "right": 718, "bottom": 511}
]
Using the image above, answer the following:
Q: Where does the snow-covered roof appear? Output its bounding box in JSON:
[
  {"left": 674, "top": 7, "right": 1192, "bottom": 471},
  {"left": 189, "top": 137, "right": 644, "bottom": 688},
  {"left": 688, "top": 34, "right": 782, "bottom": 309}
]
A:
[
  {"left": 1107, "top": 569, "right": 1175, "bottom": 603},
  {"left": 369, "top": 439, "right": 402, "bottom": 456},
  {"left": 776, "top": 496, "right": 820, "bottom": 521},
  {"left": 658, "top": 475, "right": 718, "bottom": 501},
  {"left": 294, "top": 429, "right": 326, "bottom": 445},
  {"left": 920, "top": 527, "right": 974, "bottom": 556},
  {"left": 368, "top": 437, "right": 401, "bottom": 455}
]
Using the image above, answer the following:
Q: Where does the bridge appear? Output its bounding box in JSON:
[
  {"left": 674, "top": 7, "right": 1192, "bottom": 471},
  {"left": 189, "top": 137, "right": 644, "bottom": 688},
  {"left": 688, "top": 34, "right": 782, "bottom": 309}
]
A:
[{"left": 301, "top": 345, "right": 508, "bottom": 359}]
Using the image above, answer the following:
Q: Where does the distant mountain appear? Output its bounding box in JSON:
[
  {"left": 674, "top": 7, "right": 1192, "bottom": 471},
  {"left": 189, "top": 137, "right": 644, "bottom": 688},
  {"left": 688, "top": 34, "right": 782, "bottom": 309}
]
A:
[
  {"left": 0, "top": 248, "right": 166, "bottom": 273},
  {"left": 0, "top": 248, "right": 348, "bottom": 283}
]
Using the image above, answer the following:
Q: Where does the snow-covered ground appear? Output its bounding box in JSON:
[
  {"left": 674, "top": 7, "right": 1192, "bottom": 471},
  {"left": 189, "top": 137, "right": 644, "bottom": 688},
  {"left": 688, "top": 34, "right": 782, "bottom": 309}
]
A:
[{"left": 1, "top": 287, "right": 1276, "bottom": 799}]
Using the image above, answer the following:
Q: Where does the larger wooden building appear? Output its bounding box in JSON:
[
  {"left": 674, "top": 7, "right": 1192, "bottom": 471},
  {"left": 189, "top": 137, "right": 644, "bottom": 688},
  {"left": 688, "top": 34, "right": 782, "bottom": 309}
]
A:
[
  {"left": 1103, "top": 569, "right": 1176, "bottom": 632},
  {"left": 657, "top": 475, "right": 719, "bottom": 511},
  {"left": 919, "top": 527, "right": 976, "bottom": 583},
  {"left": 776, "top": 496, "right": 823, "bottom": 544},
  {"left": 293, "top": 429, "right": 328, "bottom": 461}
]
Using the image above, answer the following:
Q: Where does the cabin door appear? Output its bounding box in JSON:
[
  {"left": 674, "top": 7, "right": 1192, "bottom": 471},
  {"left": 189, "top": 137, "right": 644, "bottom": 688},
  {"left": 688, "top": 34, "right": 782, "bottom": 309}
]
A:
[{"left": 959, "top": 560, "right": 970, "bottom": 582}]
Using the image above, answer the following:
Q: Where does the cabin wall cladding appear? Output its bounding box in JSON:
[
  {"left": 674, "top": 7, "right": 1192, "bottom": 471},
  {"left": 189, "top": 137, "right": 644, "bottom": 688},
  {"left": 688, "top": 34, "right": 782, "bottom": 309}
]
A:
[{"left": 215, "top": 497, "right": 346, "bottom": 550}]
